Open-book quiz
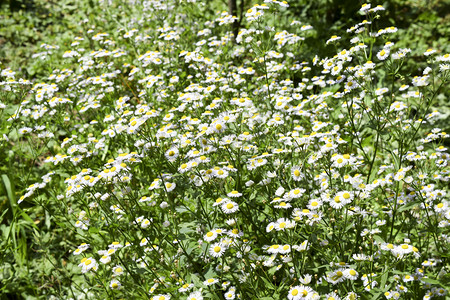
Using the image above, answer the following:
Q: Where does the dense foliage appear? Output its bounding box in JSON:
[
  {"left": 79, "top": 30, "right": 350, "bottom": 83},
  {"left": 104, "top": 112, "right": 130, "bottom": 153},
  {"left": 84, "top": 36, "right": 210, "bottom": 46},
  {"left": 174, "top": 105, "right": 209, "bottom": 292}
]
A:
[{"left": 1, "top": 0, "right": 449, "bottom": 299}]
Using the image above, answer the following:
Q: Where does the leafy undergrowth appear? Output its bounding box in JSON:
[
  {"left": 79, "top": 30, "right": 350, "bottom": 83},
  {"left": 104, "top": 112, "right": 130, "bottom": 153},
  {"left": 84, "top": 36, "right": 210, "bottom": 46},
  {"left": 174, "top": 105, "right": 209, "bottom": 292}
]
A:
[{"left": 1, "top": 1, "right": 449, "bottom": 299}]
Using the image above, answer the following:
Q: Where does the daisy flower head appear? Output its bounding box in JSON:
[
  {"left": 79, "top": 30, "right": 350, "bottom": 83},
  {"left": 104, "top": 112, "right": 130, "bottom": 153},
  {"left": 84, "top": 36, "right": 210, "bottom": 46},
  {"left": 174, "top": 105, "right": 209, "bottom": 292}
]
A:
[
  {"left": 370, "top": 4, "right": 385, "bottom": 12},
  {"left": 100, "top": 255, "right": 111, "bottom": 264},
  {"left": 224, "top": 290, "right": 236, "bottom": 300},
  {"left": 399, "top": 84, "right": 409, "bottom": 91},
  {"left": 164, "top": 182, "right": 176, "bottom": 192},
  {"left": 326, "top": 35, "right": 341, "bottom": 45},
  {"left": 204, "top": 230, "right": 218, "bottom": 242},
  {"left": 209, "top": 242, "right": 227, "bottom": 258},
  {"left": 214, "top": 168, "right": 229, "bottom": 179},
  {"left": 344, "top": 268, "right": 359, "bottom": 280},
  {"left": 110, "top": 279, "right": 122, "bottom": 289},
  {"left": 203, "top": 277, "right": 219, "bottom": 285},
  {"left": 288, "top": 285, "right": 315, "bottom": 300},
  {"left": 291, "top": 166, "right": 303, "bottom": 181},
  {"left": 324, "top": 292, "right": 341, "bottom": 300},
  {"left": 211, "top": 120, "right": 226, "bottom": 133},
  {"left": 307, "top": 199, "right": 323, "bottom": 210},
  {"left": 72, "top": 248, "right": 84, "bottom": 255},
  {"left": 227, "top": 190, "right": 242, "bottom": 197},
  {"left": 266, "top": 222, "right": 276, "bottom": 232},
  {"left": 393, "top": 243, "right": 416, "bottom": 257},
  {"left": 179, "top": 283, "right": 194, "bottom": 292},
  {"left": 187, "top": 291, "right": 203, "bottom": 300},
  {"left": 360, "top": 3, "right": 371, "bottom": 12},
  {"left": 213, "top": 197, "right": 228, "bottom": 207},
  {"left": 165, "top": 147, "right": 179, "bottom": 162},
  {"left": 332, "top": 154, "right": 347, "bottom": 168},
  {"left": 275, "top": 217, "right": 295, "bottom": 230},
  {"left": 221, "top": 200, "right": 239, "bottom": 214},
  {"left": 424, "top": 48, "right": 436, "bottom": 56},
  {"left": 436, "top": 53, "right": 450, "bottom": 62},
  {"left": 288, "top": 188, "right": 306, "bottom": 199},
  {"left": 228, "top": 228, "right": 243, "bottom": 238},
  {"left": 109, "top": 241, "right": 123, "bottom": 249},
  {"left": 152, "top": 294, "right": 171, "bottom": 300},
  {"left": 112, "top": 265, "right": 124, "bottom": 276},
  {"left": 78, "top": 257, "right": 98, "bottom": 273},
  {"left": 327, "top": 269, "right": 346, "bottom": 285},
  {"left": 274, "top": 201, "right": 292, "bottom": 209},
  {"left": 377, "top": 48, "right": 390, "bottom": 60},
  {"left": 330, "top": 191, "right": 352, "bottom": 209}
]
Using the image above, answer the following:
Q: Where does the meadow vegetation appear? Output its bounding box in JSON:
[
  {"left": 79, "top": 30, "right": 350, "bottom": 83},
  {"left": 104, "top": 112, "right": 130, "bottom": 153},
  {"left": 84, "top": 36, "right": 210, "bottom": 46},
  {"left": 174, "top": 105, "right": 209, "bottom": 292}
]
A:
[{"left": 0, "top": 0, "right": 449, "bottom": 299}]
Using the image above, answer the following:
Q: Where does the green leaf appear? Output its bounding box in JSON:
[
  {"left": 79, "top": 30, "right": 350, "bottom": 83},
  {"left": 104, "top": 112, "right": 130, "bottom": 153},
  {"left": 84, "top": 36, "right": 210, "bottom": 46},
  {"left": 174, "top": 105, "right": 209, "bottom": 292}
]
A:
[
  {"left": 380, "top": 265, "right": 389, "bottom": 288},
  {"left": 260, "top": 277, "right": 275, "bottom": 290},
  {"left": 397, "top": 200, "right": 420, "bottom": 212},
  {"left": 89, "top": 227, "right": 99, "bottom": 234},
  {"left": 373, "top": 235, "right": 385, "bottom": 244},
  {"left": 1, "top": 174, "right": 16, "bottom": 213},
  {"left": 19, "top": 209, "right": 39, "bottom": 230},
  {"left": 191, "top": 274, "right": 202, "bottom": 287},
  {"left": 268, "top": 266, "right": 278, "bottom": 276},
  {"left": 421, "top": 277, "right": 442, "bottom": 286}
]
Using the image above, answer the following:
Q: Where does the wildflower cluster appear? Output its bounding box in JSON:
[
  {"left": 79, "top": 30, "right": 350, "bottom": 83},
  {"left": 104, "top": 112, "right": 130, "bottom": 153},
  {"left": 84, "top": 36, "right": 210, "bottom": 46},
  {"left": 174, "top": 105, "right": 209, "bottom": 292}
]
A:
[{"left": 2, "top": 1, "right": 449, "bottom": 299}]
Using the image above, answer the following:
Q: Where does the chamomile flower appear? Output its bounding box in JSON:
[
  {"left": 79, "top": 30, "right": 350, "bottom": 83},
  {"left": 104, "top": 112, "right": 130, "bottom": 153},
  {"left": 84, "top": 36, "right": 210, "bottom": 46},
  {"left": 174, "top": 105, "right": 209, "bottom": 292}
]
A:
[
  {"left": 377, "top": 48, "right": 390, "bottom": 60},
  {"left": 326, "top": 35, "right": 341, "bottom": 44},
  {"left": 324, "top": 292, "right": 341, "bottom": 300},
  {"left": 211, "top": 121, "right": 226, "bottom": 133},
  {"left": 227, "top": 190, "right": 242, "bottom": 197},
  {"left": 423, "top": 48, "right": 436, "bottom": 56},
  {"left": 291, "top": 166, "right": 303, "bottom": 181},
  {"left": 164, "top": 182, "right": 176, "bottom": 192},
  {"left": 187, "top": 291, "right": 203, "bottom": 300},
  {"left": 307, "top": 199, "right": 323, "bottom": 210},
  {"left": 165, "top": 147, "right": 179, "bottom": 162},
  {"left": 288, "top": 285, "right": 315, "bottom": 300},
  {"left": 288, "top": 188, "right": 305, "bottom": 198},
  {"left": 100, "top": 255, "right": 111, "bottom": 264},
  {"left": 221, "top": 200, "right": 239, "bottom": 214},
  {"left": 209, "top": 243, "right": 226, "bottom": 258},
  {"left": 179, "top": 283, "right": 194, "bottom": 292},
  {"left": 78, "top": 257, "right": 98, "bottom": 273},
  {"left": 344, "top": 268, "right": 359, "bottom": 280},
  {"left": 203, "top": 277, "right": 219, "bottom": 285},
  {"left": 274, "top": 218, "right": 295, "bottom": 230},
  {"left": 266, "top": 222, "right": 276, "bottom": 232},
  {"left": 204, "top": 231, "right": 218, "bottom": 242},
  {"left": 110, "top": 279, "right": 122, "bottom": 289},
  {"left": 112, "top": 265, "right": 124, "bottom": 276},
  {"left": 152, "top": 294, "right": 171, "bottom": 300}
]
